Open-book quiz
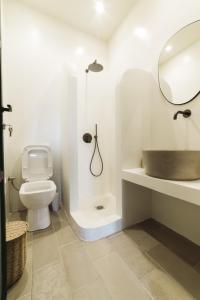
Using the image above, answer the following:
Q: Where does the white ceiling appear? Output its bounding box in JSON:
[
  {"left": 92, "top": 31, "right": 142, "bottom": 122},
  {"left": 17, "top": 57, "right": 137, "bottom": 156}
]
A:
[{"left": 20, "top": 0, "right": 137, "bottom": 41}]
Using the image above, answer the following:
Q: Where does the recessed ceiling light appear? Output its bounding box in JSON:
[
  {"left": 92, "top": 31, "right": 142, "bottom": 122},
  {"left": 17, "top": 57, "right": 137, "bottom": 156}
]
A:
[
  {"left": 75, "top": 46, "right": 85, "bottom": 56},
  {"left": 134, "top": 27, "right": 149, "bottom": 40},
  {"left": 95, "top": 1, "right": 105, "bottom": 15},
  {"left": 165, "top": 45, "right": 173, "bottom": 52}
]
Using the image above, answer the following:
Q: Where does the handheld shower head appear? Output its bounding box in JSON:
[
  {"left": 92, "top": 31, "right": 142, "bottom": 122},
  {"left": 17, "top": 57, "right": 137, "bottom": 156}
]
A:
[{"left": 85, "top": 60, "right": 103, "bottom": 73}]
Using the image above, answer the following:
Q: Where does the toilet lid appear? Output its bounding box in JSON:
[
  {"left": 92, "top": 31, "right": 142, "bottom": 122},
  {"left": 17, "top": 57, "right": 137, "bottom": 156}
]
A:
[{"left": 22, "top": 145, "right": 53, "bottom": 181}]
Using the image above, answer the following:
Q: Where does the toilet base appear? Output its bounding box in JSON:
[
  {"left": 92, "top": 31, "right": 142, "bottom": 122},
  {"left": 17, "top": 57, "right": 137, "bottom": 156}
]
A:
[{"left": 27, "top": 207, "right": 51, "bottom": 231}]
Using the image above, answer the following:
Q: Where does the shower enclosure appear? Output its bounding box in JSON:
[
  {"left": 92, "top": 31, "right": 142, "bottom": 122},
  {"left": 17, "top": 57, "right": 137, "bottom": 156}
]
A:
[{"left": 61, "top": 65, "right": 122, "bottom": 240}]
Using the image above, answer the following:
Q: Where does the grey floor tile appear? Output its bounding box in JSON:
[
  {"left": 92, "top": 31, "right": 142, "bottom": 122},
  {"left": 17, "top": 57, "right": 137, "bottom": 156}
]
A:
[
  {"left": 51, "top": 209, "right": 69, "bottom": 226},
  {"left": 141, "top": 219, "right": 200, "bottom": 266},
  {"left": 60, "top": 241, "right": 99, "bottom": 290},
  {"left": 32, "top": 227, "right": 59, "bottom": 272},
  {"left": 72, "top": 278, "right": 111, "bottom": 300},
  {"left": 109, "top": 229, "right": 158, "bottom": 254},
  {"left": 147, "top": 244, "right": 200, "bottom": 299},
  {"left": 142, "top": 268, "right": 195, "bottom": 300},
  {"left": 125, "top": 227, "right": 159, "bottom": 252},
  {"left": 194, "top": 262, "right": 200, "bottom": 273},
  {"left": 109, "top": 229, "right": 158, "bottom": 278},
  {"left": 32, "top": 259, "right": 72, "bottom": 300},
  {"left": 116, "top": 243, "right": 157, "bottom": 278},
  {"left": 108, "top": 231, "right": 138, "bottom": 250},
  {"left": 54, "top": 222, "right": 78, "bottom": 246},
  {"left": 108, "top": 230, "right": 158, "bottom": 278},
  {"left": 82, "top": 238, "right": 112, "bottom": 261},
  {"left": 51, "top": 208, "right": 78, "bottom": 246},
  {"left": 94, "top": 252, "right": 152, "bottom": 300},
  {"left": 16, "top": 293, "right": 32, "bottom": 300},
  {"left": 124, "top": 226, "right": 154, "bottom": 244}
]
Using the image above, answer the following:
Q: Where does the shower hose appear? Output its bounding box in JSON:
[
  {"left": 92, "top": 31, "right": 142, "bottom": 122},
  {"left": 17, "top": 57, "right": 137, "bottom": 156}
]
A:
[{"left": 90, "top": 124, "right": 104, "bottom": 177}]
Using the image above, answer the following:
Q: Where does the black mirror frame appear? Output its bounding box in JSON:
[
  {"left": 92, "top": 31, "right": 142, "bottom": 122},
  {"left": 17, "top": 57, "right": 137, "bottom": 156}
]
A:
[{"left": 158, "top": 20, "right": 200, "bottom": 105}]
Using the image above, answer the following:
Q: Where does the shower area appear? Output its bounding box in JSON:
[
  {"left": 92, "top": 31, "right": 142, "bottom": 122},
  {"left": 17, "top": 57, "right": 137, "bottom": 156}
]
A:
[{"left": 61, "top": 61, "right": 122, "bottom": 240}]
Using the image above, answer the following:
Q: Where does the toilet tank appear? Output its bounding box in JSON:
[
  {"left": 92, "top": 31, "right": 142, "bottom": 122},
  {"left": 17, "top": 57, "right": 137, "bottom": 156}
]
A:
[{"left": 22, "top": 145, "right": 53, "bottom": 181}]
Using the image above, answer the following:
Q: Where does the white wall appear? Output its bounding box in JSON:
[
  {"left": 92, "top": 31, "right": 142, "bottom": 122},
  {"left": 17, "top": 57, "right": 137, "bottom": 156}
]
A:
[
  {"left": 60, "top": 74, "right": 79, "bottom": 213},
  {"left": 2, "top": 0, "right": 109, "bottom": 212},
  {"left": 108, "top": 0, "right": 200, "bottom": 244}
]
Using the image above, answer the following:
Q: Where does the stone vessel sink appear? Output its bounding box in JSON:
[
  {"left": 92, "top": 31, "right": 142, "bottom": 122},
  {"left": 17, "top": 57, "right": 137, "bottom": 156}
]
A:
[{"left": 142, "top": 150, "right": 200, "bottom": 181}]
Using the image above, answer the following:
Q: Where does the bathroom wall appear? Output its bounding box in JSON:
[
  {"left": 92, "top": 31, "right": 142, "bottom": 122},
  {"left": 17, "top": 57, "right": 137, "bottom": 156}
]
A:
[
  {"left": 60, "top": 74, "right": 78, "bottom": 213},
  {"left": 108, "top": 0, "right": 200, "bottom": 244},
  {"left": 2, "top": 0, "right": 110, "bottom": 212}
]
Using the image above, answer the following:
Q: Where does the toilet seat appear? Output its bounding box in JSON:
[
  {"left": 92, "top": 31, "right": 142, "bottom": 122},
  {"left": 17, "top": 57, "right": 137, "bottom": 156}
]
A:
[
  {"left": 22, "top": 145, "right": 53, "bottom": 182},
  {"left": 20, "top": 180, "right": 56, "bottom": 195}
]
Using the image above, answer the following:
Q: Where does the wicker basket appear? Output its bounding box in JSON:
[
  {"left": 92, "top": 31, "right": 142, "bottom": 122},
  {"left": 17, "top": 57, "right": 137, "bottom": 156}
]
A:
[{"left": 6, "top": 221, "right": 27, "bottom": 288}]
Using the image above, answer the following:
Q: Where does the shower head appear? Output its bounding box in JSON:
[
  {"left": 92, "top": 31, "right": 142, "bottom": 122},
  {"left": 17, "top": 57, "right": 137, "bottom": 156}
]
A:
[{"left": 85, "top": 60, "right": 103, "bottom": 73}]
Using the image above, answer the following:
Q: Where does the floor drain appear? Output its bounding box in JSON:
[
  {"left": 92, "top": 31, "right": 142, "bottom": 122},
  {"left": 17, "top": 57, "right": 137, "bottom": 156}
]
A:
[{"left": 96, "top": 205, "right": 104, "bottom": 210}]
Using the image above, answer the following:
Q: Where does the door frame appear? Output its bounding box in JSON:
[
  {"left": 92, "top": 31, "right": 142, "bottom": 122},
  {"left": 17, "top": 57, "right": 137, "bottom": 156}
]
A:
[{"left": 0, "top": 2, "right": 7, "bottom": 297}]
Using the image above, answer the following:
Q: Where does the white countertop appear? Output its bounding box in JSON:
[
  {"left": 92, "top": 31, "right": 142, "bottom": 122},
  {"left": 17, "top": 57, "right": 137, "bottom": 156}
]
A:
[{"left": 122, "top": 168, "right": 200, "bottom": 206}]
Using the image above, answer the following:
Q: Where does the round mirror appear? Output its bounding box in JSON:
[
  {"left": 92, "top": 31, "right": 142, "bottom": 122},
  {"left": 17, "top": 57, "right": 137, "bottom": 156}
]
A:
[{"left": 158, "top": 20, "right": 200, "bottom": 105}]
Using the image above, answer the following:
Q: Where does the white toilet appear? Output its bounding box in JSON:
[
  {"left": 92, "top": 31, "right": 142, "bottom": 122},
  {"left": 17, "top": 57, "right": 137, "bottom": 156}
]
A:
[{"left": 19, "top": 145, "right": 56, "bottom": 231}]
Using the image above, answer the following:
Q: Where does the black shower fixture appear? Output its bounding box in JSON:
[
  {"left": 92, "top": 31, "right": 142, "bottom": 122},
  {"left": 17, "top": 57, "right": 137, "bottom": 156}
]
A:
[
  {"left": 85, "top": 60, "right": 103, "bottom": 73},
  {"left": 83, "top": 133, "right": 92, "bottom": 143}
]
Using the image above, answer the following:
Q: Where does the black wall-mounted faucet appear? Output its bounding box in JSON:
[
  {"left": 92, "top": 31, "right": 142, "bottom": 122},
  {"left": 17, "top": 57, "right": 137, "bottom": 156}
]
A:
[{"left": 173, "top": 109, "right": 191, "bottom": 120}]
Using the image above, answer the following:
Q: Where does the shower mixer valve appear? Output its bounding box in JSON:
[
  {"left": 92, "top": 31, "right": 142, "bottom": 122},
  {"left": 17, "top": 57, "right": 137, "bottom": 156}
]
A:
[{"left": 83, "top": 133, "right": 92, "bottom": 143}]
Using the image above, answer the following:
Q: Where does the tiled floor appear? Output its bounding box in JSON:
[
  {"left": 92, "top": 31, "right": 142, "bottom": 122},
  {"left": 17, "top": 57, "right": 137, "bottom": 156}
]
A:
[{"left": 7, "top": 209, "right": 200, "bottom": 300}]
